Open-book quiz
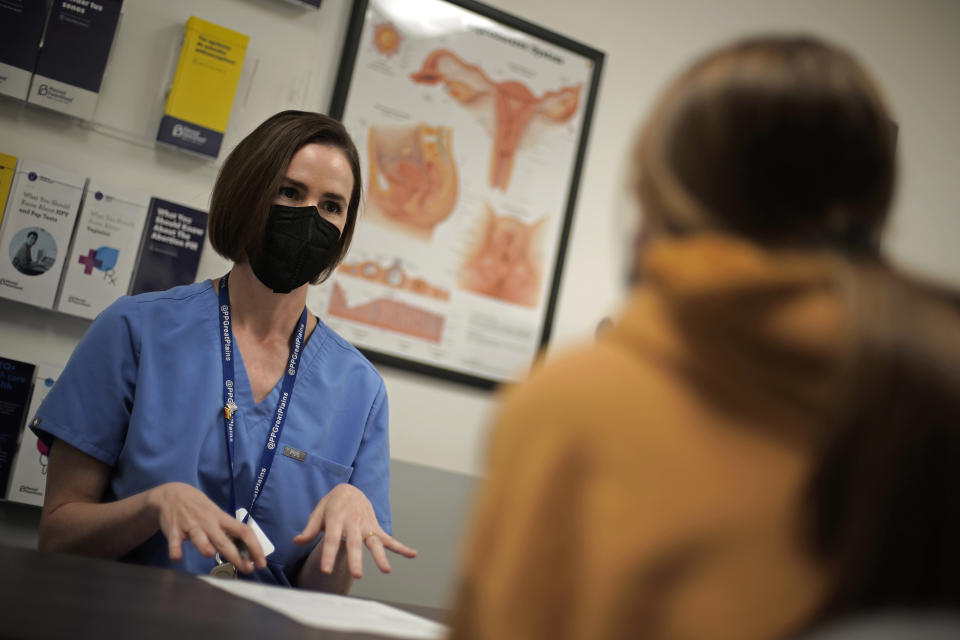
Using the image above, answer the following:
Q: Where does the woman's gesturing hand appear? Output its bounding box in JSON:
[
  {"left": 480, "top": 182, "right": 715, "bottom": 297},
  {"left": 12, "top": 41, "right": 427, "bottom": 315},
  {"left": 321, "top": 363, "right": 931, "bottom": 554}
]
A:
[
  {"left": 293, "top": 483, "right": 417, "bottom": 579},
  {"left": 147, "top": 482, "right": 267, "bottom": 574}
]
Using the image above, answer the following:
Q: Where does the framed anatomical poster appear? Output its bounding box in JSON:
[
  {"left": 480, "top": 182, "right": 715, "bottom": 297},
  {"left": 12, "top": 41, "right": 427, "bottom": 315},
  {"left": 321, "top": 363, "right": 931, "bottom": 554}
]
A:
[{"left": 315, "top": 0, "right": 604, "bottom": 389}]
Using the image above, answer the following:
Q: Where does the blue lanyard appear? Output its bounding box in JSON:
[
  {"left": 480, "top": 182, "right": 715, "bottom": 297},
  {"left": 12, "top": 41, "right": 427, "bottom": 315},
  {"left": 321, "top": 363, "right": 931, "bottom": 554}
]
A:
[{"left": 217, "top": 273, "right": 308, "bottom": 521}]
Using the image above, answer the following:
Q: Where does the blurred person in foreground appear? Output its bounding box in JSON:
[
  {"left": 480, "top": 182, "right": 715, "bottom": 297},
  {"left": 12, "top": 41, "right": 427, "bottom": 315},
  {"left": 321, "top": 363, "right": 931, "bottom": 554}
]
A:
[{"left": 448, "top": 36, "right": 960, "bottom": 640}]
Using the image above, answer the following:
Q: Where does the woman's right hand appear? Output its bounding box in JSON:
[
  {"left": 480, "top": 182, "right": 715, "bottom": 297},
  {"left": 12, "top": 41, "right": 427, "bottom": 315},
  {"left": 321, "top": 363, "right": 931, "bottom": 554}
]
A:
[{"left": 146, "top": 482, "right": 267, "bottom": 573}]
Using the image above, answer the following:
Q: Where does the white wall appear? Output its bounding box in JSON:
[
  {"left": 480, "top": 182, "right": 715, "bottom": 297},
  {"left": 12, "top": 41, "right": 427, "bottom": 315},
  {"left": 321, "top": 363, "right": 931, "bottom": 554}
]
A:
[{"left": 2, "top": 0, "right": 959, "bottom": 480}]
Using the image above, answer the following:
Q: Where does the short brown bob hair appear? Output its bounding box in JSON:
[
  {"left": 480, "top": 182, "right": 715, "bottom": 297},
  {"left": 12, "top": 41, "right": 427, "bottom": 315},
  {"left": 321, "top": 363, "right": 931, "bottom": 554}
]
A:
[
  {"left": 636, "top": 36, "right": 897, "bottom": 251},
  {"left": 208, "top": 110, "right": 362, "bottom": 283}
]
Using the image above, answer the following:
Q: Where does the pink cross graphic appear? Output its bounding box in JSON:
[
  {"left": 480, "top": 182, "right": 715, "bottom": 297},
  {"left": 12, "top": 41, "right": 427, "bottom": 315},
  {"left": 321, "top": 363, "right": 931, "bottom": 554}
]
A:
[{"left": 78, "top": 249, "right": 102, "bottom": 275}]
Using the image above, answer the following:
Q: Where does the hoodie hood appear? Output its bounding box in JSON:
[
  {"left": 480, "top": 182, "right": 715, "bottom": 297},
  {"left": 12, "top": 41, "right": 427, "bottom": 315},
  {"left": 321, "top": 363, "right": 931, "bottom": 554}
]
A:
[{"left": 609, "top": 234, "right": 861, "bottom": 441}]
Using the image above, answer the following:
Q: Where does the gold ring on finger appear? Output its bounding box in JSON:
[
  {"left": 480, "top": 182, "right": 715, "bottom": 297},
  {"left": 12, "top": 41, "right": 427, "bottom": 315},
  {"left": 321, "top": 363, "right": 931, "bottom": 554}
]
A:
[{"left": 363, "top": 531, "right": 378, "bottom": 542}]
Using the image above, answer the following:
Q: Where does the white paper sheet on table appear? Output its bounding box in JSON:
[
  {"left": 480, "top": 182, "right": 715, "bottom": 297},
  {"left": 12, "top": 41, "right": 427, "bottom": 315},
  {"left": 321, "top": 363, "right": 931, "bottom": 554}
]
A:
[{"left": 198, "top": 576, "right": 448, "bottom": 639}]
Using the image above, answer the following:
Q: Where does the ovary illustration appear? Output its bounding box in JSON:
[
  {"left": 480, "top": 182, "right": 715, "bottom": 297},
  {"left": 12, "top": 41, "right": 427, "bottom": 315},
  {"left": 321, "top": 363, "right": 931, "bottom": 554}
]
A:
[
  {"left": 366, "top": 123, "right": 459, "bottom": 241},
  {"left": 458, "top": 204, "right": 545, "bottom": 308},
  {"left": 411, "top": 49, "right": 581, "bottom": 191},
  {"left": 373, "top": 22, "right": 401, "bottom": 56},
  {"left": 338, "top": 258, "right": 450, "bottom": 301}
]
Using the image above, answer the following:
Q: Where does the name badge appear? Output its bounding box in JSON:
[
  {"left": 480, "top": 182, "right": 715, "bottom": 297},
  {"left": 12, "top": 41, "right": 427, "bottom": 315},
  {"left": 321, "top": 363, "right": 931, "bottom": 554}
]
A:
[
  {"left": 283, "top": 445, "right": 307, "bottom": 462},
  {"left": 236, "top": 508, "right": 275, "bottom": 557}
]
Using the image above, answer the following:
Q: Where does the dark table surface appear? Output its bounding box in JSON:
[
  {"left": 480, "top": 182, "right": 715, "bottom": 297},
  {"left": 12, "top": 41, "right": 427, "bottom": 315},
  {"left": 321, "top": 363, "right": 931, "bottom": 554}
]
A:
[{"left": 0, "top": 544, "right": 448, "bottom": 639}]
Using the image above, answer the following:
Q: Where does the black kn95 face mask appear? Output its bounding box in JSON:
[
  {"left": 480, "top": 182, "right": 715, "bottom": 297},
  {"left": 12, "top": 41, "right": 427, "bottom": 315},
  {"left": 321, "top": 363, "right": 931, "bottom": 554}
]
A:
[{"left": 250, "top": 204, "right": 341, "bottom": 294}]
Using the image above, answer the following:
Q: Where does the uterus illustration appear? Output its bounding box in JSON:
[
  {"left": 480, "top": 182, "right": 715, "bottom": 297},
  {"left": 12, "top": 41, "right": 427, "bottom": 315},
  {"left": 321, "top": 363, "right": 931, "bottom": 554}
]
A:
[
  {"left": 411, "top": 49, "right": 581, "bottom": 192},
  {"left": 458, "top": 204, "right": 545, "bottom": 308},
  {"left": 366, "top": 123, "right": 459, "bottom": 241}
]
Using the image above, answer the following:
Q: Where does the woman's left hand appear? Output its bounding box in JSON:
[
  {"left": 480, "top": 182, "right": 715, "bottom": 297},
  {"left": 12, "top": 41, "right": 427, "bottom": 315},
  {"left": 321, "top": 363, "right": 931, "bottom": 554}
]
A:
[{"left": 293, "top": 483, "right": 417, "bottom": 579}]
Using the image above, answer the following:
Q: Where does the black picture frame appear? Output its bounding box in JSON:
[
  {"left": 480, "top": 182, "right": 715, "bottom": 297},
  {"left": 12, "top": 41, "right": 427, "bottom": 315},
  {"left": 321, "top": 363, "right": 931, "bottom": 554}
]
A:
[{"left": 322, "top": 0, "right": 604, "bottom": 390}]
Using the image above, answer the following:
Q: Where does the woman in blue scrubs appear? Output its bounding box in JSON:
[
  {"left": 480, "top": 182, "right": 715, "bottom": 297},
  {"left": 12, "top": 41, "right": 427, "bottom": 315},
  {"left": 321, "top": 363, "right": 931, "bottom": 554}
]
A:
[{"left": 33, "top": 111, "right": 416, "bottom": 591}]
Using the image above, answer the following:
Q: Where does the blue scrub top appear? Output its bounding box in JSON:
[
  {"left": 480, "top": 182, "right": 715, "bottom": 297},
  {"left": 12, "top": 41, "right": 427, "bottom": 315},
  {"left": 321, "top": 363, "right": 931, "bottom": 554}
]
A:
[{"left": 33, "top": 280, "right": 392, "bottom": 585}]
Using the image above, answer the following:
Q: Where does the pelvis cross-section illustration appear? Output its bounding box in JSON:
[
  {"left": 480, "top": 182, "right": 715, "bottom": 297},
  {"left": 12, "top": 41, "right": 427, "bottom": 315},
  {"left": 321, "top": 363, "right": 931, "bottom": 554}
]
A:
[
  {"left": 367, "top": 123, "right": 459, "bottom": 241},
  {"left": 412, "top": 49, "right": 581, "bottom": 191}
]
